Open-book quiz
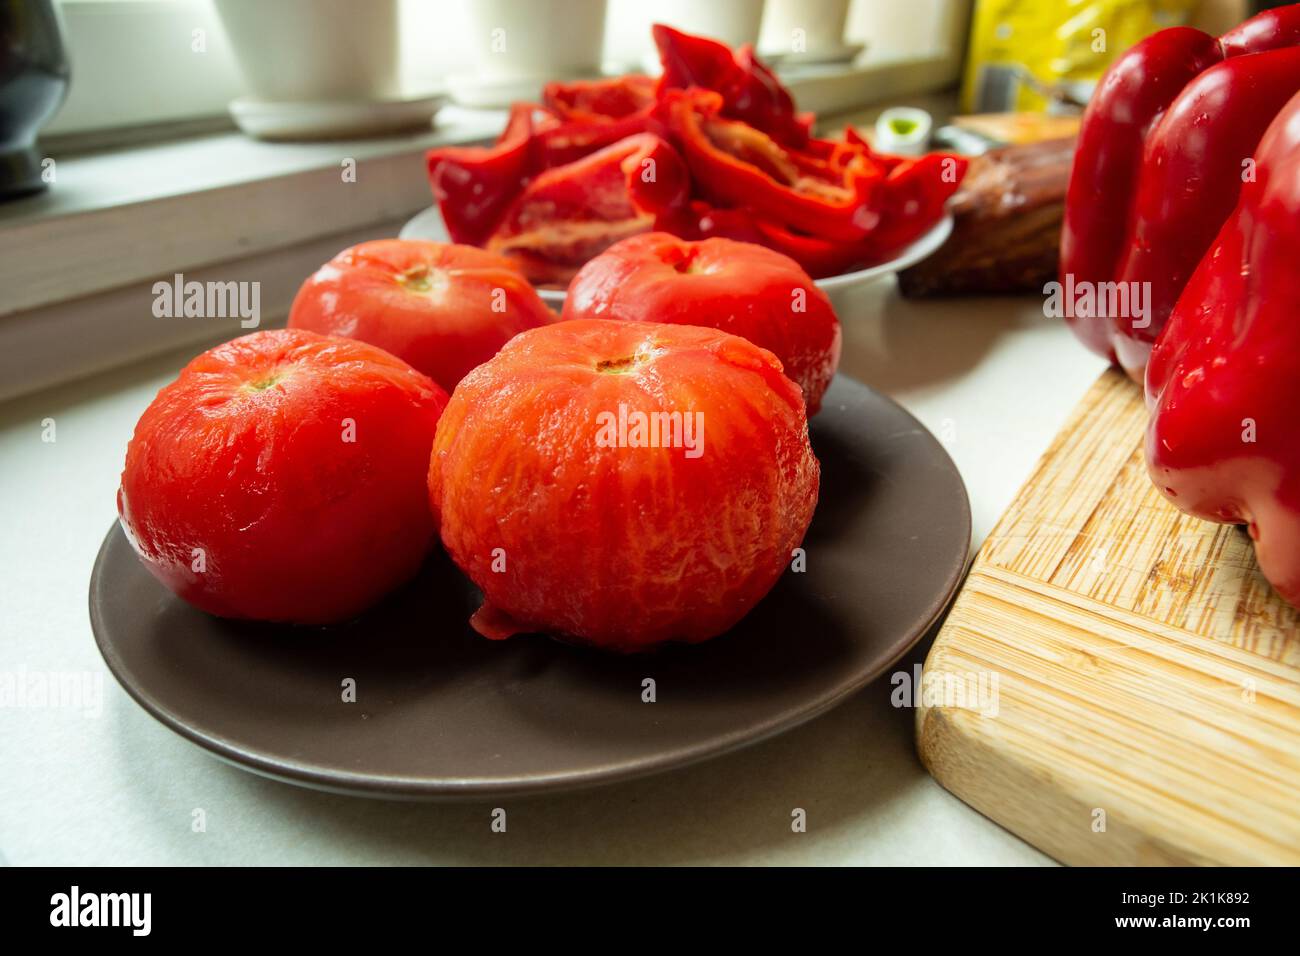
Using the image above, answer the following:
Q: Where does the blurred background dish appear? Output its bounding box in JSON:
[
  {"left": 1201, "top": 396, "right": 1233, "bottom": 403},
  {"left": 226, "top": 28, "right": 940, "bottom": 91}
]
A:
[
  {"left": 227, "top": 93, "right": 446, "bottom": 142},
  {"left": 214, "top": 0, "right": 401, "bottom": 102},
  {"left": 759, "top": 0, "right": 863, "bottom": 64},
  {"left": 447, "top": 0, "right": 608, "bottom": 107},
  {"left": 604, "top": 0, "right": 767, "bottom": 74},
  {"left": 213, "top": 0, "right": 431, "bottom": 141},
  {"left": 874, "top": 106, "right": 934, "bottom": 155}
]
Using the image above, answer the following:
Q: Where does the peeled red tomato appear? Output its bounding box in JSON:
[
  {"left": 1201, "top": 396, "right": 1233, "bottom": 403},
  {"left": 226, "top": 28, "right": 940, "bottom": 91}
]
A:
[
  {"left": 429, "top": 319, "right": 820, "bottom": 652},
  {"left": 562, "top": 232, "right": 842, "bottom": 414},
  {"left": 288, "top": 239, "right": 554, "bottom": 393},
  {"left": 118, "top": 329, "right": 448, "bottom": 624}
]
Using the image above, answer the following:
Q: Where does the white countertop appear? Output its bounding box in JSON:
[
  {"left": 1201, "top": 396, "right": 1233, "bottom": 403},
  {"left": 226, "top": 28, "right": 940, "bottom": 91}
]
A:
[{"left": 0, "top": 278, "right": 1107, "bottom": 866}]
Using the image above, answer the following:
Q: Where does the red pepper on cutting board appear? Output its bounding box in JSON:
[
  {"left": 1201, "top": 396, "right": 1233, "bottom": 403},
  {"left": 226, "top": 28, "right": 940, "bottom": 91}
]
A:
[
  {"left": 1145, "top": 87, "right": 1300, "bottom": 608},
  {"left": 1060, "top": 3, "right": 1300, "bottom": 380}
]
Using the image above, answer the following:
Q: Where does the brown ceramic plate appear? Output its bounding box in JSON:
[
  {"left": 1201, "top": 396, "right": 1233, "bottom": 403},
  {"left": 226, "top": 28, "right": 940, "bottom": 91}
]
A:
[{"left": 89, "top": 375, "right": 970, "bottom": 800}]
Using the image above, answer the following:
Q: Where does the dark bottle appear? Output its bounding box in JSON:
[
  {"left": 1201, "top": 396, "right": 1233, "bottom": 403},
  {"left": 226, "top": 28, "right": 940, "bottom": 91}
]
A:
[{"left": 0, "top": 0, "right": 70, "bottom": 201}]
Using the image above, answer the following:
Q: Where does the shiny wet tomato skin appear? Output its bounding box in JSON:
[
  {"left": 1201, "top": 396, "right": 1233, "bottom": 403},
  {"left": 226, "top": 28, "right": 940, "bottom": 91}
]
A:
[
  {"left": 118, "top": 329, "right": 448, "bottom": 624},
  {"left": 288, "top": 239, "right": 554, "bottom": 393},
  {"left": 429, "top": 318, "right": 820, "bottom": 652},
  {"left": 562, "top": 233, "right": 841, "bottom": 414}
]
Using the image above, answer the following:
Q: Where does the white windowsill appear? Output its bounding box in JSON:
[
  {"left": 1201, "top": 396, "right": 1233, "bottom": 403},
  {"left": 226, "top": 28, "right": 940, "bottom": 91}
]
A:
[
  {"left": 0, "top": 106, "right": 504, "bottom": 401},
  {"left": 1, "top": 105, "right": 505, "bottom": 316}
]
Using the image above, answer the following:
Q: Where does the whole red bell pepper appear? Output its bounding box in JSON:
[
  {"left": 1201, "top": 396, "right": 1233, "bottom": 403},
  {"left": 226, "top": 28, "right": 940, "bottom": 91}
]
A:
[
  {"left": 1146, "top": 87, "right": 1300, "bottom": 608},
  {"left": 1061, "top": 4, "right": 1300, "bottom": 380}
]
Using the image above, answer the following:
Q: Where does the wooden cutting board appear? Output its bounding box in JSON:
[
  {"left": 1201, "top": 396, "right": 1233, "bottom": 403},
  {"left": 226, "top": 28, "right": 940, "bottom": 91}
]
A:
[{"left": 916, "top": 369, "right": 1300, "bottom": 865}]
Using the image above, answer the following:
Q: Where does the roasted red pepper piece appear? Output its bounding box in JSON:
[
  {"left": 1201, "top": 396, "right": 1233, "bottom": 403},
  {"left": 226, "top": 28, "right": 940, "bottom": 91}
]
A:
[
  {"left": 1146, "top": 88, "right": 1300, "bottom": 609},
  {"left": 748, "top": 219, "right": 876, "bottom": 278},
  {"left": 1061, "top": 3, "right": 1300, "bottom": 379},
  {"left": 660, "top": 93, "right": 963, "bottom": 264},
  {"left": 428, "top": 77, "right": 665, "bottom": 244},
  {"left": 663, "top": 89, "right": 883, "bottom": 242},
  {"left": 653, "top": 24, "right": 811, "bottom": 147},
  {"left": 532, "top": 115, "right": 663, "bottom": 169},
  {"left": 536, "top": 75, "right": 668, "bottom": 166},
  {"left": 675, "top": 150, "right": 965, "bottom": 281},
  {"left": 841, "top": 126, "right": 906, "bottom": 175},
  {"left": 426, "top": 103, "right": 541, "bottom": 247},
  {"left": 543, "top": 74, "right": 656, "bottom": 123},
  {"left": 854, "top": 153, "right": 967, "bottom": 258},
  {"left": 485, "top": 133, "right": 689, "bottom": 286}
]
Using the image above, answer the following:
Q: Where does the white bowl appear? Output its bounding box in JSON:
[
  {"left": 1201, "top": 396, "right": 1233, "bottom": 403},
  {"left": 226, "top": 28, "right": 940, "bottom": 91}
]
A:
[{"left": 398, "top": 206, "right": 953, "bottom": 308}]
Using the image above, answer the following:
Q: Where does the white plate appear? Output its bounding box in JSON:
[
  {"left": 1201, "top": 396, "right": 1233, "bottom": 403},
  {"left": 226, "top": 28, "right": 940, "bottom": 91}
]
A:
[
  {"left": 229, "top": 94, "right": 446, "bottom": 142},
  {"left": 399, "top": 206, "right": 953, "bottom": 307}
]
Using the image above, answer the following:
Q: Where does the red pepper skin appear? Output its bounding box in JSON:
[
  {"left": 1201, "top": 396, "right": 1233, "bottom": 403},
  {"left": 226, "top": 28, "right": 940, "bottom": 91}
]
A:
[
  {"left": 732, "top": 44, "right": 815, "bottom": 145},
  {"left": 699, "top": 154, "right": 967, "bottom": 276},
  {"left": 842, "top": 126, "right": 906, "bottom": 174},
  {"left": 1145, "top": 88, "right": 1300, "bottom": 608},
  {"left": 485, "top": 133, "right": 690, "bottom": 285},
  {"left": 537, "top": 75, "right": 668, "bottom": 166},
  {"left": 854, "top": 153, "right": 967, "bottom": 259},
  {"left": 1109, "top": 47, "right": 1300, "bottom": 376},
  {"left": 663, "top": 90, "right": 881, "bottom": 242},
  {"left": 1060, "top": 27, "right": 1223, "bottom": 367},
  {"left": 428, "top": 77, "right": 670, "bottom": 245},
  {"left": 426, "top": 104, "right": 538, "bottom": 247},
  {"left": 747, "top": 221, "right": 873, "bottom": 278},
  {"left": 675, "top": 152, "right": 966, "bottom": 280},
  {"left": 532, "top": 113, "right": 669, "bottom": 169},
  {"left": 652, "top": 24, "right": 810, "bottom": 147},
  {"left": 701, "top": 210, "right": 868, "bottom": 278},
  {"left": 1062, "top": 3, "right": 1300, "bottom": 378},
  {"left": 1220, "top": 3, "right": 1300, "bottom": 54},
  {"left": 542, "top": 75, "right": 656, "bottom": 123}
]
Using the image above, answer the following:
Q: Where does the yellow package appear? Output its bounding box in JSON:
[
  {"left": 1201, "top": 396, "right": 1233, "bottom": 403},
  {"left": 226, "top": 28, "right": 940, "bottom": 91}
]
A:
[{"left": 961, "top": 0, "right": 1199, "bottom": 114}]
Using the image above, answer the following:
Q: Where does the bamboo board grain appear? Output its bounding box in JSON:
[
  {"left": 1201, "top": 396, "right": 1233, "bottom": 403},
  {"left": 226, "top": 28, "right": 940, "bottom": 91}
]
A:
[{"left": 916, "top": 368, "right": 1300, "bottom": 865}]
